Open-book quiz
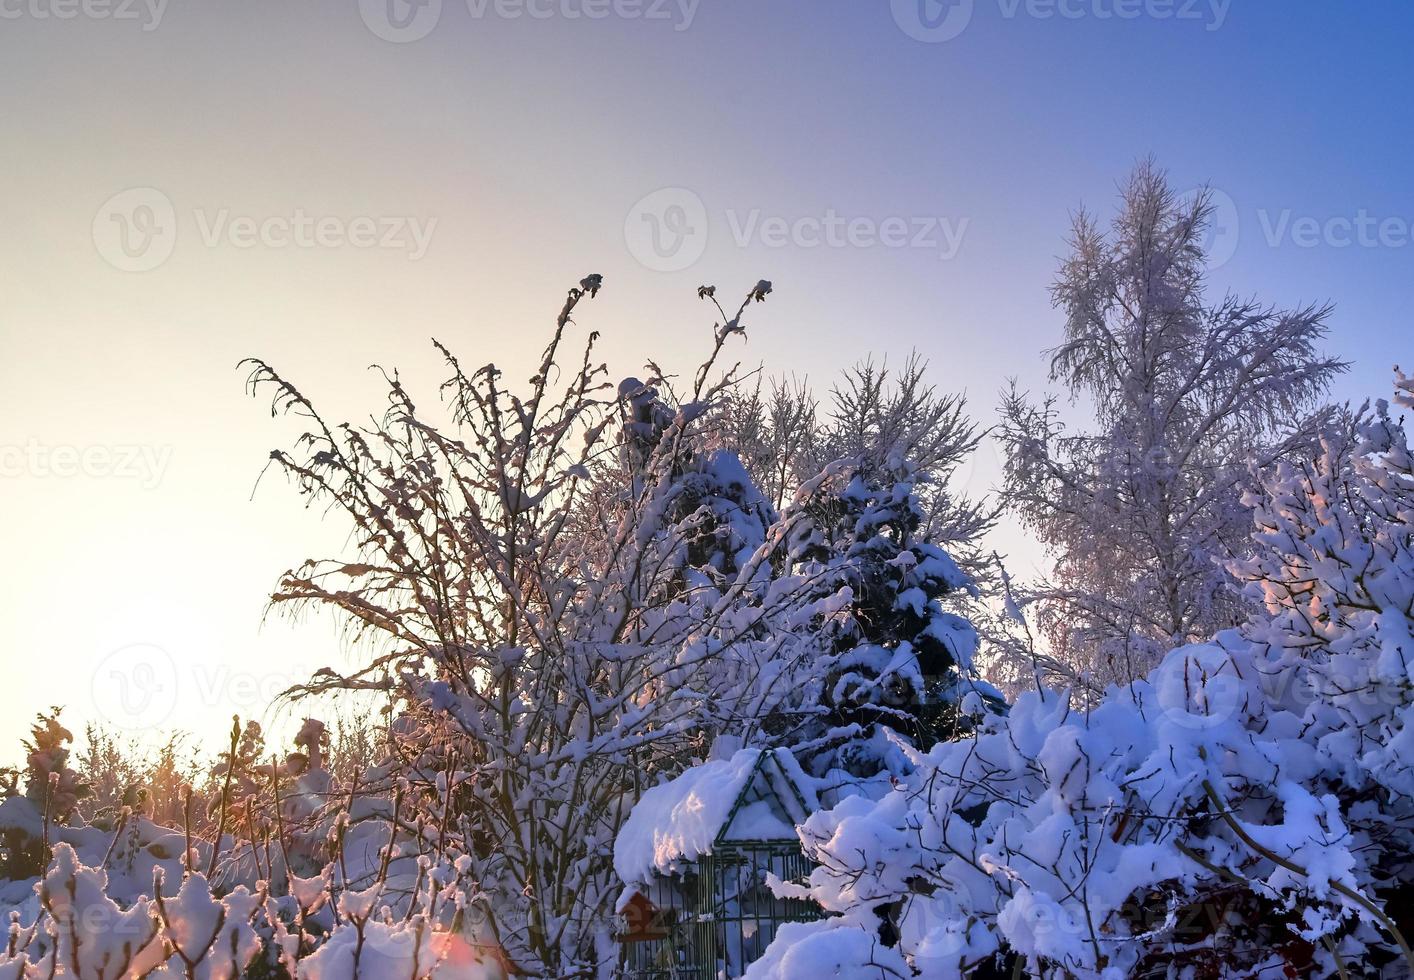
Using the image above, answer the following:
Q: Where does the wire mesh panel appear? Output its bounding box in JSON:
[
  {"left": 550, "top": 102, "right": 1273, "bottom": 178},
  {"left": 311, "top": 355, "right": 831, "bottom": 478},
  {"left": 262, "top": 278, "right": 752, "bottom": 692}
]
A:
[{"left": 620, "top": 844, "right": 820, "bottom": 979}]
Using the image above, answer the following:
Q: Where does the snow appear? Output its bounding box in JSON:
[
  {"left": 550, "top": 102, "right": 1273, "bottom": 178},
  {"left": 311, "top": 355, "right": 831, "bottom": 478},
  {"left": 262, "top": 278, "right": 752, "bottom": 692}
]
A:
[
  {"left": 614, "top": 748, "right": 762, "bottom": 884},
  {"left": 722, "top": 799, "right": 794, "bottom": 841},
  {"left": 614, "top": 748, "right": 811, "bottom": 886},
  {"left": 298, "top": 918, "right": 504, "bottom": 980},
  {"left": 742, "top": 919, "right": 910, "bottom": 979},
  {"left": 0, "top": 798, "right": 42, "bottom": 837}
]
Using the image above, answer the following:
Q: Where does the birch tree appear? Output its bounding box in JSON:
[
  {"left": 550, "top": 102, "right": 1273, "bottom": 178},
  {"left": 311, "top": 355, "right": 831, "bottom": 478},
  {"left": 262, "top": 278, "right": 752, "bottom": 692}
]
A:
[{"left": 997, "top": 160, "right": 1345, "bottom": 687}]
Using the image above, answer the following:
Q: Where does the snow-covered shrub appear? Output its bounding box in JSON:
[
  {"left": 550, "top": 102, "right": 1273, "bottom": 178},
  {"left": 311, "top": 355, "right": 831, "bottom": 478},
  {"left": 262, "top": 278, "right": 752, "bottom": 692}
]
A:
[
  {"left": 1229, "top": 385, "right": 1414, "bottom": 925},
  {"left": 757, "top": 377, "right": 1414, "bottom": 977},
  {"left": 761, "top": 638, "right": 1411, "bottom": 976},
  {"left": 0, "top": 840, "right": 505, "bottom": 979}
]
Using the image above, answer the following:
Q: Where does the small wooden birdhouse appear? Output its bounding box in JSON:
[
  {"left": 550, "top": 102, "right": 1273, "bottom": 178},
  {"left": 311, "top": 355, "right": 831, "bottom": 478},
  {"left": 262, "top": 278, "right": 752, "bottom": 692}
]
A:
[{"left": 618, "top": 887, "right": 672, "bottom": 943}]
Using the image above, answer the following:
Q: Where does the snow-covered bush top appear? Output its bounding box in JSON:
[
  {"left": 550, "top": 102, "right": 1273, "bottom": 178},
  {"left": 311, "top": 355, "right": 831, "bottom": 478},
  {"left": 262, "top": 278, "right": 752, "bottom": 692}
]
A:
[{"left": 752, "top": 383, "right": 1414, "bottom": 977}]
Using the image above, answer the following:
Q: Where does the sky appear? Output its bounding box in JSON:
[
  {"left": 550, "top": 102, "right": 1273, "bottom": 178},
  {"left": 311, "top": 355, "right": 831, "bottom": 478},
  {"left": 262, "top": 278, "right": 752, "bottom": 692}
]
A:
[{"left": 2, "top": 0, "right": 1412, "bottom": 760}]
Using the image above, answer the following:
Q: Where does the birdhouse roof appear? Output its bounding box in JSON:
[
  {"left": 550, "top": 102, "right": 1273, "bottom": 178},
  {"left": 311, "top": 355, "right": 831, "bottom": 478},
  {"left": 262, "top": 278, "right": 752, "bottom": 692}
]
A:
[{"left": 613, "top": 748, "right": 817, "bottom": 886}]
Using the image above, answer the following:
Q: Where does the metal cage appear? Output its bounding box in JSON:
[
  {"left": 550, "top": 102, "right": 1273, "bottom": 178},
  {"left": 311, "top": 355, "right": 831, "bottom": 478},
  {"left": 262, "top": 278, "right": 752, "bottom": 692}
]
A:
[
  {"left": 620, "top": 842, "right": 821, "bottom": 979},
  {"left": 619, "top": 751, "right": 824, "bottom": 979}
]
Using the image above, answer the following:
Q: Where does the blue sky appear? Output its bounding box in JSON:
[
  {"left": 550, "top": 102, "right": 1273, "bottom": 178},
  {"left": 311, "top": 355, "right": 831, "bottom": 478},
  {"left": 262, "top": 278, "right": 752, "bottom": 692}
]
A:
[{"left": 2, "top": 0, "right": 1411, "bottom": 755}]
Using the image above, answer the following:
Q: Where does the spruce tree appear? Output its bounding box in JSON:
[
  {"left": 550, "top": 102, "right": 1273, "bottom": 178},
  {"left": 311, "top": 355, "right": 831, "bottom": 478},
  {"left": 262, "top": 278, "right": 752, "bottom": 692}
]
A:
[{"left": 792, "top": 458, "right": 984, "bottom": 778}]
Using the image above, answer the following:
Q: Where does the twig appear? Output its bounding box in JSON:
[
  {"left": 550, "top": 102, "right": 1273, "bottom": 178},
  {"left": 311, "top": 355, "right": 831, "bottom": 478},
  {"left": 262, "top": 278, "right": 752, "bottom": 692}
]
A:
[
  {"left": 207, "top": 717, "right": 242, "bottom": 879},
  {"left": 1201, "top": 779, "right": 1414, "bottom": 971}
]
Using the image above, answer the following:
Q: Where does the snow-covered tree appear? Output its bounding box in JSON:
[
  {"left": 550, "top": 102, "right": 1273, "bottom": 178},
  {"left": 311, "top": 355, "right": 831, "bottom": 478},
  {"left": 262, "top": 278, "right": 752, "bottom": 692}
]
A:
[
  {"left": 721, "top": 376, "right": 818, "bottom": 513},
  {"left": 997, "top": 159, "right": 1345, "bottom": 688},
  {"left": 710, "top": 356, "right": 999, "bottom": 781},
  {"left": 1228, "top": 376, "right": 1414, "bottom": 928},
  {"left": 779, "top": 455, "right": 988, "bottom": 782},
  {"left": 727, "top": 355, "right": 998, "bottom": 589},
  {"left": 242, "top": 277, "right": 829, "bottom": 976}
]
